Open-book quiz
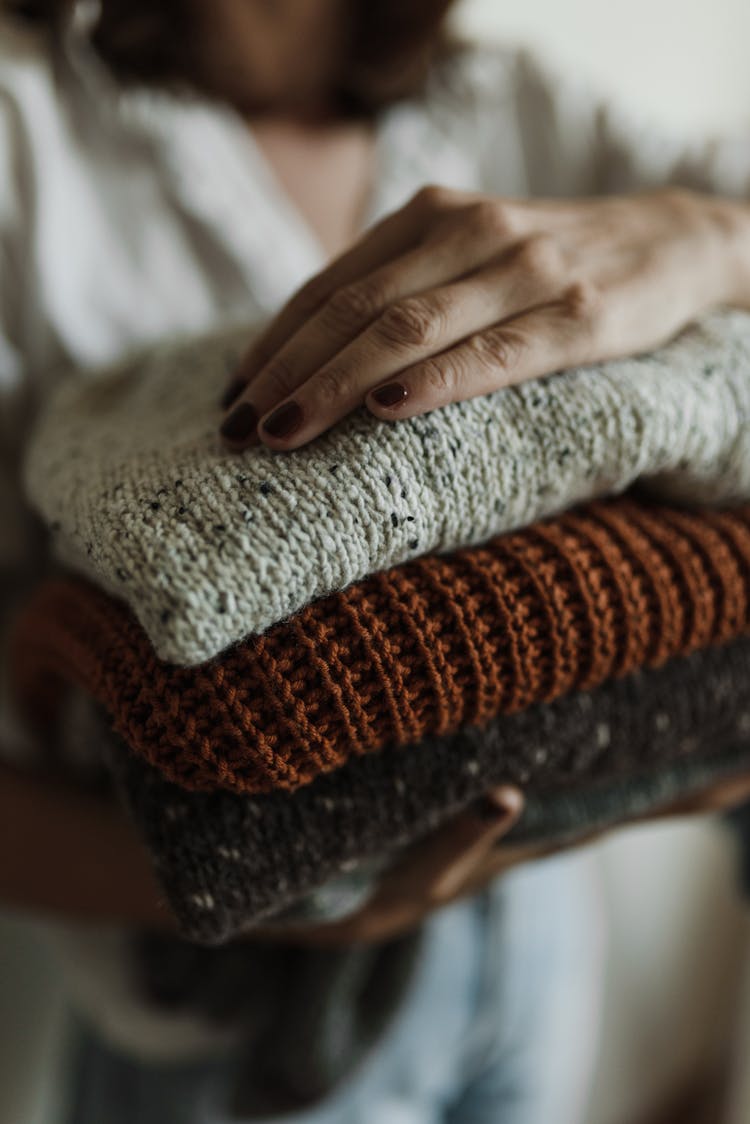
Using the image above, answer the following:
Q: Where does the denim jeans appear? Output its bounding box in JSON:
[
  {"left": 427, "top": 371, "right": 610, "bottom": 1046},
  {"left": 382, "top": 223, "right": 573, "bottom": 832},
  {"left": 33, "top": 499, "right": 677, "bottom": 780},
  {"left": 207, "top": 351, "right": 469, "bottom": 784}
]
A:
[{"left": 65, "top": 852, "right": 605, "bottom": 1124}]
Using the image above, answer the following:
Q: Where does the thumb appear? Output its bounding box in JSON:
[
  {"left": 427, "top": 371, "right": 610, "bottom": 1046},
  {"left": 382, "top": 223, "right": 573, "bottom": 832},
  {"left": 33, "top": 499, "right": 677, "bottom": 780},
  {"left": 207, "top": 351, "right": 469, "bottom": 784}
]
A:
[{"left": 430, "top": 786, "right": 525, "bottom": 900}]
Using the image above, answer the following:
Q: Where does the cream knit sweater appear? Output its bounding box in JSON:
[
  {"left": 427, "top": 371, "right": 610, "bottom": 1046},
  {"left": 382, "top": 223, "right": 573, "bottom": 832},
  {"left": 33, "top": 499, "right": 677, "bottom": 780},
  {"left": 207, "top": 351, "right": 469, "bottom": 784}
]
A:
[{"left": 23, "top": 307, "right": 750, "bottom": 665}]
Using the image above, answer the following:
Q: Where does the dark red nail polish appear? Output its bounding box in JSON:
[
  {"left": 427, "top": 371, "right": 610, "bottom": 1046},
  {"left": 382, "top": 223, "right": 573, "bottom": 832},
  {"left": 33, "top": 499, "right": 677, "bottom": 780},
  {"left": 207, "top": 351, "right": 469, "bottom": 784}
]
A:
[
  {"left": 220, "top": 402, "right": 258, "bottom": 443},
  {"left": 372, "top": 383, "right": 408, "bottom": 408},
  {"left": 261, "top": 401, "right": 304, "bottom": 440},
  {"left": 220, "top": 376, "right": 247, "bottom": 411}
]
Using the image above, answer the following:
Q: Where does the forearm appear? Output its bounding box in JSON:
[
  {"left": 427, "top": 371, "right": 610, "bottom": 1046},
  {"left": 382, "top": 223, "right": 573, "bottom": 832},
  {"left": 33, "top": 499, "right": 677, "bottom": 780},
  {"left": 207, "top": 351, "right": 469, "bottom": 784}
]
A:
[
  {"left": 0, "top": 757, "right": 363, "bottom": 945},
  {"left": 0, "top": 758, "right": 174, "bottom": 929}
]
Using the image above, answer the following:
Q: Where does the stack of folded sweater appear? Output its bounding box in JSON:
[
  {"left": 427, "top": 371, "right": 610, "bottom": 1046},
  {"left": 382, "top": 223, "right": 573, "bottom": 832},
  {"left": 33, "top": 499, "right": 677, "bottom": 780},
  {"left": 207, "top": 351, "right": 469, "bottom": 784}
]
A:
[{"left": 10, "top": 306, "right": 750, "bottom": 946}]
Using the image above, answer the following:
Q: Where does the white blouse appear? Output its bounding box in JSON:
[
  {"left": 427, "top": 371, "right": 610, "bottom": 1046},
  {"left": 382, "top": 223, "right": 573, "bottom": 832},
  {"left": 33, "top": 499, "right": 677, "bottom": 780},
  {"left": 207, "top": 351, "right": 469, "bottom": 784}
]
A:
[{"left": 0, "top": 13, "right": 748, "bottom": 1059}]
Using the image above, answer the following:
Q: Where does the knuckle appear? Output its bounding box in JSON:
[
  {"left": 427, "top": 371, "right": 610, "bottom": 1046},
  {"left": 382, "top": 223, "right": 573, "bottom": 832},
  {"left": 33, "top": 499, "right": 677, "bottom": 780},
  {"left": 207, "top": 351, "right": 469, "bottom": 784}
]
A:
[
  {"left": 466, "top": 199, "right": 515, "bottom": 239},
  {"left": 418, "top": 356, "right": 456, "bottom": 397},
  {"left": 561, "top": 279, "right": 604, "bottom": 329},
  {"left": 468, "top": 327, "right": 525, "bottom": 372},
  {"left": 244, "top": 337, "right": 273, "bottom": 372},
  {"left": 410, "top": 184, "right": 456, "bottom": 217},
  {"left": 262, "top": 354, "right": 298, "bottom": 398},
  {"left": 511, "top": 235, "right": 560, "bottom": 284},
  {"left": 291, "top": 273, "right": 330, "bottom": 318},
  {"left": 310, "top": 364, "right": 352, "bottom": 406},
  {"left": 324, "top": 282, "right": 383, "bottom": 333},
  {"left": 375, "top": 298, "right": 444, "bottom": 350}
]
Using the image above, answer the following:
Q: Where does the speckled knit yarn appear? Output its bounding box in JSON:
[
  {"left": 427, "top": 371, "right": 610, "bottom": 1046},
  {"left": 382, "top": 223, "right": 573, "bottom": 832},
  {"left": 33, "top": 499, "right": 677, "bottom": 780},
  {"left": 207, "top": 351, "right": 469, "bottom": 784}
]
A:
[
  {"left": 22, "top": 308, "right": 750, "bottom": 665},
  {"left": 10, "top": 497, "right": 750, "bottom": 799},
  {"left": 77, "top": 639, "right": 750, "bottom": 942}
]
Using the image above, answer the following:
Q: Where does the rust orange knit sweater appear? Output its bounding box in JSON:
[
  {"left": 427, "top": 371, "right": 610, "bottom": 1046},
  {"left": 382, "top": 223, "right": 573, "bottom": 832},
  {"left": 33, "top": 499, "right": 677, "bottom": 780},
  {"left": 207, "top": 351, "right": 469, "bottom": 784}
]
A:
[{"left": 10, "top": 497, "right": 750, "bottom": 795}]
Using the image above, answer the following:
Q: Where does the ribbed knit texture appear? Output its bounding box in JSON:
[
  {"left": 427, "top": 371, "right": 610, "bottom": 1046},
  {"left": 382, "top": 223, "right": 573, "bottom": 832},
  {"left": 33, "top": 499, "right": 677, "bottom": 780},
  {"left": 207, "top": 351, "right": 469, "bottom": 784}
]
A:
[
  {"left": 22, "top": 309, "right": 750, "bottom": 664},
  {"left": 10, "top": 496, "right": 750, "bottom": 802},
  {"left": 61, "top": 638, "right": 750, "bottom": 943}
]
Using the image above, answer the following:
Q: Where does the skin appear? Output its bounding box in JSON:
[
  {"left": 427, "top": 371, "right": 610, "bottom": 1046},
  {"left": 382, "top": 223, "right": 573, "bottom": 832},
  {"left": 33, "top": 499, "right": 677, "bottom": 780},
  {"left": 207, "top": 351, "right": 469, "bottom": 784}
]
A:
[
  {"left": 253, "top": 771, "right": 750, "bottom": 946},
  {"left": 219, "top": 186, "right": 750, "bottom": 449},
  {"left": 209, "top": 3, "right": 750, "bottom": 942},
  {"left": 6, "top": 0, "right": 750, "bottom": 940},
  {"left": 185, "top": 0, "right": 347, "bottom": 117},
  {"left": 6, "top": 762, "right": 750, "bottom": 944}
]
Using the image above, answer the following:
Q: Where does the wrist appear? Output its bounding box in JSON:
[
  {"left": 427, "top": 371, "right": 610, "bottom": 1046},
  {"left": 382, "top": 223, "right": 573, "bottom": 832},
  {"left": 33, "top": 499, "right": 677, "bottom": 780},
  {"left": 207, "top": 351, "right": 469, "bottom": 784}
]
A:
[{"left": 691, "top": 190, "right": 750, "bottom": 311}]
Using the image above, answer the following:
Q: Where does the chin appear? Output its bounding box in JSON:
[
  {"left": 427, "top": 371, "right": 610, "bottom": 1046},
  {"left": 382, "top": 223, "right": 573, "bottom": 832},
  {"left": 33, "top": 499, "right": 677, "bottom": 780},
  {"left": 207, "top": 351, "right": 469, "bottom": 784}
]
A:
[{"left": 205, "top": 70, "right": 338, "bottom": 119}]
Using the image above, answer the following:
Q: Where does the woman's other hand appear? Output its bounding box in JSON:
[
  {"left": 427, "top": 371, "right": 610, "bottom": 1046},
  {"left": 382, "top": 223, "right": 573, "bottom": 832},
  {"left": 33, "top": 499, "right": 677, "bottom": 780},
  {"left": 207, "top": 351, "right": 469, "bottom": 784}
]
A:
[
  {"left": 249, "top": 768, "right": 750, "bottom": 947},
  {"left": 220, "top": 185, "right": 748, "bottom": 450},
  {"left": 250, "top": 786, "right": 553, "bottom": 946}
]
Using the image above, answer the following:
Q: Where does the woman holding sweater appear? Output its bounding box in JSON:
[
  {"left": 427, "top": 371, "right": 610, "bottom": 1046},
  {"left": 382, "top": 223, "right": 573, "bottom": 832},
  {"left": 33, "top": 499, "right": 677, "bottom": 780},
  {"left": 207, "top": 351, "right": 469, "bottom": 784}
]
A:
[{"left": 1, "top": 1, "right": 750, "bottom": 1121}]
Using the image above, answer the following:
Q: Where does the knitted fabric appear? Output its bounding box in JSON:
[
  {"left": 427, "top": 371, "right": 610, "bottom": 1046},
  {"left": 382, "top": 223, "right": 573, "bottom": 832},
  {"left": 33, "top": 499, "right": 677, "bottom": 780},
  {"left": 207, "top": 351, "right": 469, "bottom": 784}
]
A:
[
  {"left": 75, "top": 639, "right": 750, "bottom": 943},
  {"left": 11, "top": 497, "right": 750, "bottom": 798},
  {"left": 22, "top": 308, "right": 750, "bottom": 665}
]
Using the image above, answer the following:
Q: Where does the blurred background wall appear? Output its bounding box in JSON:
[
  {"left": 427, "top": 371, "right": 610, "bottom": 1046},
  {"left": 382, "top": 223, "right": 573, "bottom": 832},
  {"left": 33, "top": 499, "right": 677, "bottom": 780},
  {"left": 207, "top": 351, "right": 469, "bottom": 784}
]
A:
[
  {"left": 1, "top": 2, "right": 750, "bottom": 1122},
  {"left": 456, "top": 0, "right": 750, "bottom": 130}
]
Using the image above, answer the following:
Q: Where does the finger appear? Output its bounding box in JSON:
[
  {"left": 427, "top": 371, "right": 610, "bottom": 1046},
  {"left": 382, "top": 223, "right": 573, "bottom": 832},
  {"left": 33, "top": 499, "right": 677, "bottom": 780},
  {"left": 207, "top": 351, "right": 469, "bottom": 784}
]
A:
[
  {"left": 242, "top": 243, "right": 558, "bottom": 448},
  {"left": 428, "top": 786, "right": 525, "bottom": 900},
  {"left": 254, "top": 787, "right": 527, "bottom": 948},
  {"left": 232, "top": 258, "right": 566, "bottom": 452},
  {"left": 456, "top": 822, "right": 614, "bottom": 901},
  {"left": 221, "top": 237, "right": 517, "bottom": 429},
  {"left": 365, "top": 285, "right": 600, "bottom": 421},
  {"left": 644, "top": 771, "right": 750, "bottom": 820},
  {"left": 231, "top": 188, "right": 465, "bottom": 391},
  {"left": 229, "top": 216, "right": 531, "bottom": 426},
  {"left": 372, "top": 786, "right": 524, "bottom": 904}
]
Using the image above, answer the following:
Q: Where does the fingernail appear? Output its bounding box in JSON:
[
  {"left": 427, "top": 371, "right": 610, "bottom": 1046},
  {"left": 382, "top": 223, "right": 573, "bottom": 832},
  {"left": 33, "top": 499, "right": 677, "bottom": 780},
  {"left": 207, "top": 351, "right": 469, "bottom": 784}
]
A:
[
  {"left": 371, "top": 383, "right": 408, "bottom": 409},
  {"left": 261, "top": 401, "right": 304, "bottom": 440},
  {"left": 220, "top": 376, "right": 247, "bottom": 411},
  {"left": 220, "top": 402, "right": 258, "bottom": 443}
]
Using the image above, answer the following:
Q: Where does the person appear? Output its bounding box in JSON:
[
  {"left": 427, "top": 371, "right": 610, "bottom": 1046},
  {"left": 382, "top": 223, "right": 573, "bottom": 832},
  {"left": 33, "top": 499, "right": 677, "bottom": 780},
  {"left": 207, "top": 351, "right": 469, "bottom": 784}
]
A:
[{"left": 0, "top": 2, "right": 749, "bottom": 1122}]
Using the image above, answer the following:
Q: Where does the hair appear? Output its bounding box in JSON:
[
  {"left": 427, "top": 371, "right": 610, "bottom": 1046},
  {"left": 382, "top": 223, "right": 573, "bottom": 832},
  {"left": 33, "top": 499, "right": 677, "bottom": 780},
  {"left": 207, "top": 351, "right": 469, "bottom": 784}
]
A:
[{"left": 5, "top": 0, "right": 460, "bottom": 115}]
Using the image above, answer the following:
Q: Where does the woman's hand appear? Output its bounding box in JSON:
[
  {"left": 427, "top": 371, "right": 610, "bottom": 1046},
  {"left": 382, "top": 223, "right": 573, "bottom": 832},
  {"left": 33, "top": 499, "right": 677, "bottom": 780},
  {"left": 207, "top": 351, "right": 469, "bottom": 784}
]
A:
[
  {"left": 248, "top": 768, "right": 750, "bottom": 948},
  {"left": 220, "top": 185, "right": 746, "bottom": 451},
  {"left": 248, "top": 785, "right": 532, "bottom": 946}
]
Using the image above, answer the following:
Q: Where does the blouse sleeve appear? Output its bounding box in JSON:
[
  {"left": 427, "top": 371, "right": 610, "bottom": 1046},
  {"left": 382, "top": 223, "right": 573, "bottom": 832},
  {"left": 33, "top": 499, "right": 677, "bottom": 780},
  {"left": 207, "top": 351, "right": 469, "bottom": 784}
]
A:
[{"left": 480, "top": 45, "right": 750, "bottom": 201}]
